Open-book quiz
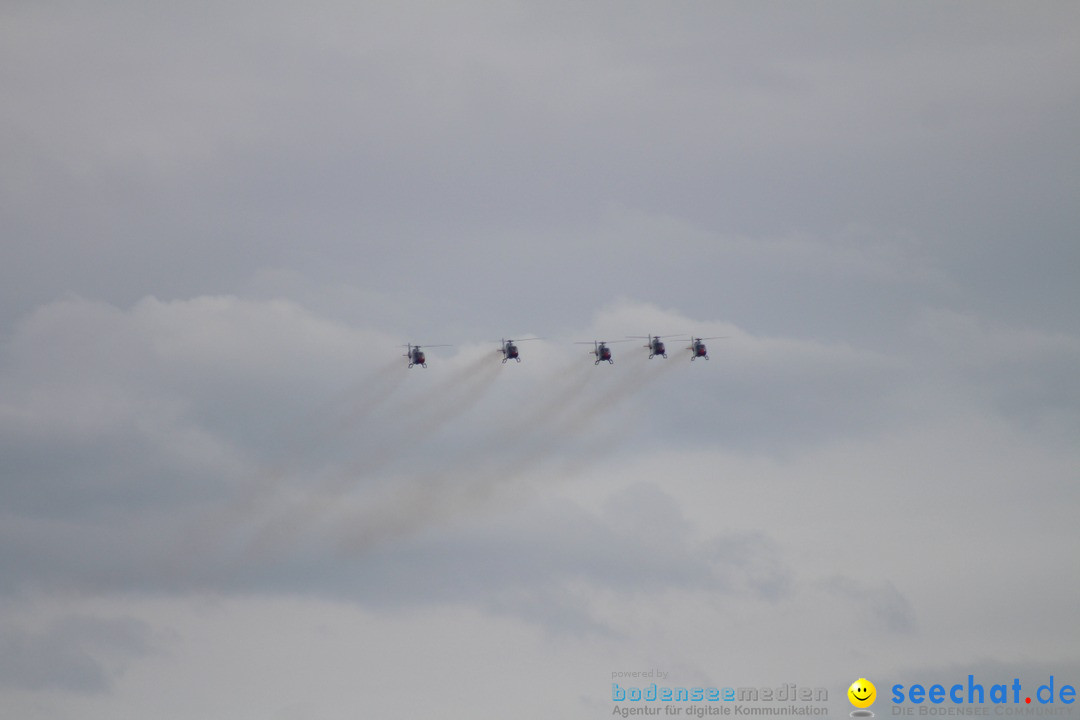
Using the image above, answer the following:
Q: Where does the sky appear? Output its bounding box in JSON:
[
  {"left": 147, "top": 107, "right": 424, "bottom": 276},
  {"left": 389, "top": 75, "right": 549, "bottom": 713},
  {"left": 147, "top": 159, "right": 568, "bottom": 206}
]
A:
[{"left": 1, "top": 2, "right": 1079, "bottom": 718}]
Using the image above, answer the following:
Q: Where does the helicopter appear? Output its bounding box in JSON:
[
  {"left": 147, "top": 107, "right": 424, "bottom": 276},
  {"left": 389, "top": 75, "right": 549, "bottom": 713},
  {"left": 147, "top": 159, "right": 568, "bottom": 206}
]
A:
[
  {"left": 402, "top": 343, "right": 450, "bottom": 368},
  {"left": 628, "top": 334, "right": 683, "bottom": 359},
  {"left": 498, "top": 337, "right": 540, "bottom": 364},
  {"left": 575, "top": 339, "right": 627, "bottom": 365},
  {"left": 687, "top": 336, "right": 727, "bottom": 361}
]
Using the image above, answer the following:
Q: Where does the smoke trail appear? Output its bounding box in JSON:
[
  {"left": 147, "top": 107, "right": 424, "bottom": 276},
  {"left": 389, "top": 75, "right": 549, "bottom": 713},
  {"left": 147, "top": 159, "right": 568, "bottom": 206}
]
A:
[
  {"left": 549, "top": 354, "right": 682, "bottom": 480},
  {"left": 180, "top": 340, "right": 687, "bottom": 572},
  {"left": 238, "top": 349, "right": 504, "bottom": 561},
  {"left": 559, "top": 348, "right": 679, "bottom": 438},
  {"left": 329, "top": 349, "right": 679, "bottom": 556},
  {"left": 445, "top": 349, "right": 681, "bottom": 507},
  {"left": 331, "top": 358, "right": 410, "bottom": 436},
  {"left": 324, "top": 348, "right": 503, "bottom": 487},
  {"left": 323, "top": 353, "right": 597, "bottom": 555},
  {"left": 260, "top": 357, "right": 406, "bottom": 475},
  {"left": 472, "top": 355, "right": 594, "bottom": 458},
  {"left": 389, "top": 350, "right": 503, "bottom": 441},
  {"left": 167, "top": 356, "right": 412, "bottom": 581},
  {"left": 469, "top": 351, "right": 655, "bottom": 480}
]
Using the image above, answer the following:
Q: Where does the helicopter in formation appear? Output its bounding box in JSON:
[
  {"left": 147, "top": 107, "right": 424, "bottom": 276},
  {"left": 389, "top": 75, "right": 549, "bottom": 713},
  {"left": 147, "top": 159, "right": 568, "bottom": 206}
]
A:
[
  {"left": 402, "top": 343, "right": 450, "bottom": 368},
  {"left": 575, "top": 339, "right": 629, "bottom": 365},
  {"left": 628, "top": 334, "right": 683, "bottom": 359},
  {"left": 688, "top": 336, "right": 726, "bottom": 361},
  {"left": 402, "top": 335, "right": 728, "bottom": 367},
  {"left": 499, "top": 337, "right": 540, "bottom": 364}
]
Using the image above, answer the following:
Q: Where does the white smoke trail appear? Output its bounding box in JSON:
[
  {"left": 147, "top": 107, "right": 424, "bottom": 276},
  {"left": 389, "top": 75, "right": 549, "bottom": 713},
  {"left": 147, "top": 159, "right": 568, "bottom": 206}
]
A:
[
  {"left": 167, "top": 356, "right": 412, "bottom": 579},
  {"left": 328, "top": 348, "right": 684, "bottom": 555},
  {"left": 175, "top": 339, "right": 692, "bottom": 571},
  {"left": 238, "top": 348, "right": 504, "bottom": 561}
]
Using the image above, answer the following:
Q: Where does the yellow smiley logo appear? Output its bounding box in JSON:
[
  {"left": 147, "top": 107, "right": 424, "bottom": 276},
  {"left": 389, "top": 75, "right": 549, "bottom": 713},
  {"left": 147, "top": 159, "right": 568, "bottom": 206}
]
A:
[{"left": 848, "top": 678, "right": 876, "bottom": 708}]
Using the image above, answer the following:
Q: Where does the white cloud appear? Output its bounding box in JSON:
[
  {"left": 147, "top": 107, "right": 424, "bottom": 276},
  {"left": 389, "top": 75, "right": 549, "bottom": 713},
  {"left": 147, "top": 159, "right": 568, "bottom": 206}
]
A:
[
  {"left": 2, "top": 294, "right": 1075, "bottom": 713},
  {"left": 2, "top": 3, "right": 1078, "bottom": 716}
]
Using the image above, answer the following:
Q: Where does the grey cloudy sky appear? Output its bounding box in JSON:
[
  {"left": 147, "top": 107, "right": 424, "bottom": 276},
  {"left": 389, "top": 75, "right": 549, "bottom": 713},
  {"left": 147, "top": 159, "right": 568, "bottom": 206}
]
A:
[{"left": 2, "top": 2, "right": 1078, "bottom": 718}]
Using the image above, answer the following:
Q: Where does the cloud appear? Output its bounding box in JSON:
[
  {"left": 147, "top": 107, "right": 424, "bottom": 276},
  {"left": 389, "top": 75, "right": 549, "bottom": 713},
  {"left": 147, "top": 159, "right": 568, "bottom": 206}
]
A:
[
  {"left": 3, "top": 2, "right": 1078, "bottom": 341},
  {"left": 0, "top": 614, "right": 158, "bottom": 694},
  {"left": 2, "top": 5, "right": 1079, "bottom": 713},
  {"left": 909, "top": 308, "right": 1080, "bottom": 438},
  {"left": 3, "top": 293, "right": 1075, "bottom": 607},
  {"left": 0, "top": 296, "right": 831, "bottom": 622},
  {"left": 818, "top": 576, "right": 917, "bottom": 635}
]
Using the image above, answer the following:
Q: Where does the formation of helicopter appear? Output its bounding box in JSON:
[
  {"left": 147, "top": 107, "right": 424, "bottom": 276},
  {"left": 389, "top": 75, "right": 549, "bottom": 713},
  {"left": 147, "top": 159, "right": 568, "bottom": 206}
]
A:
[{"left": 403, "top": 335, "right": 727, "bottom": 368}]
